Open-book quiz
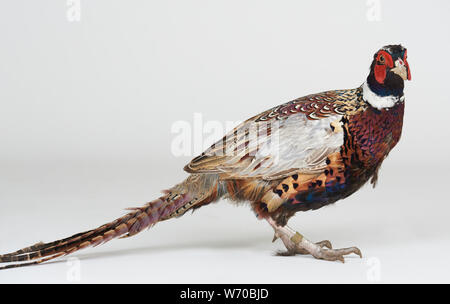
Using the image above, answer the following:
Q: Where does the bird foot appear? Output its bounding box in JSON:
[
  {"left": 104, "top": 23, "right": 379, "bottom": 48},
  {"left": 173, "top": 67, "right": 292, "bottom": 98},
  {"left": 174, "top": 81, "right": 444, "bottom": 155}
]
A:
[
  {"left": 276, "top": 239, "right": 332, "bottom": 256},
  {"left": 267, "top": 218, "right": 362, "bottom": 263}
]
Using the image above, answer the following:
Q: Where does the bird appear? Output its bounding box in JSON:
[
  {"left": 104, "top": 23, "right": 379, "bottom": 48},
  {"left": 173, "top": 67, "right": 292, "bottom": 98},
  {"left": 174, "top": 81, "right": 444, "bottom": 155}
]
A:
[{"left": 0, "top": 44, "right": 411, "bottom": 269}]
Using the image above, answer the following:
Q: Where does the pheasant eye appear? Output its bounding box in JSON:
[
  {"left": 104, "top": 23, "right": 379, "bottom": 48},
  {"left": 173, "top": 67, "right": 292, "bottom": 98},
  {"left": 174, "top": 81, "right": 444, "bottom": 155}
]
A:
[{"left": 379, "top": 55, "right": 385, "bottom": 64}]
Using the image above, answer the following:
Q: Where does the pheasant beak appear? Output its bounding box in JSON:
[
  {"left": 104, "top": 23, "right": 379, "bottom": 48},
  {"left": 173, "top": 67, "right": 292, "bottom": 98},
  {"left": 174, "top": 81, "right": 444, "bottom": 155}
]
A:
[{"left": 390, "top": 58, "right": 410, "bottom": 81}]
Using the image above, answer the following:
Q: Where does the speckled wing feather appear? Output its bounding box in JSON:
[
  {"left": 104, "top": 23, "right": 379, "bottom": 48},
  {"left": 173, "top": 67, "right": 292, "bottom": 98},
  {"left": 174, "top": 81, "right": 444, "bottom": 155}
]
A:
[{"left": 185, "top": 89, "right": 363, "bottom": 180}]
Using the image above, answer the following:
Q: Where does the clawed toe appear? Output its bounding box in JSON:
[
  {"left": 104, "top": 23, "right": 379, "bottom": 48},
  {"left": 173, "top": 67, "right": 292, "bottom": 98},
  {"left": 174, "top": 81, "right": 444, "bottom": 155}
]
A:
[
  {"left": 292, "top": 240, "right": 332, "bottom": 255},
  {"left": 309, "top": 245, "right": 362, "bottom": 263},
  {"left": 267, "top": 217, "right": 362, "bottom": 263},
  {"left": 315, "top": 240, "right": 332, "bottom": 249}
]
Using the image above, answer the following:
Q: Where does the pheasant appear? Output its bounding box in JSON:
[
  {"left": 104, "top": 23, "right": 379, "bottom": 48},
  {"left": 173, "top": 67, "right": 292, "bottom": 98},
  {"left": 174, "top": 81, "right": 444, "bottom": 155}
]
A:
[{"left": 0, "top": 44, "right": 411, "bottom": 269}]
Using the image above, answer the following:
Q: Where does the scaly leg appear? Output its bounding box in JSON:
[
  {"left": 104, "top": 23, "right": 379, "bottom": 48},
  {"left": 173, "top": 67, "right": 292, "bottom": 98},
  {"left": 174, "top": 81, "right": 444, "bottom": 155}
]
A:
[{"left": 267, "top": 217, "right": 362, "bottom": 262}]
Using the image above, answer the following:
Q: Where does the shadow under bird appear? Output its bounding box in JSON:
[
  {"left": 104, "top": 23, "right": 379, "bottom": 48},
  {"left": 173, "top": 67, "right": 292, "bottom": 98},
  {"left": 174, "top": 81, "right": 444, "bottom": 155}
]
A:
[{"left": 0, "top": 44, "right": 411, "bottom": 269}]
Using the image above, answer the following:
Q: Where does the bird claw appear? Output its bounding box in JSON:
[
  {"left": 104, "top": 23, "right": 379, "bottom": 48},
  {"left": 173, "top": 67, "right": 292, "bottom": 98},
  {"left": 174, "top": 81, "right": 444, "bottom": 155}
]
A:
[
  {"left": 294, "top": 239, "right": 361, "bottom": 262},
  {"left": 315, "top": 240, "right": 332, "bottom": 250},
  {"left": 267, "top": 218, "right": 362, "bottom": 263},
  {"left": 290, "top": 240, "right": 332, "bottom": 255},
  {"left": 310, "top": 246, "right": 362, "bottom": 263}
]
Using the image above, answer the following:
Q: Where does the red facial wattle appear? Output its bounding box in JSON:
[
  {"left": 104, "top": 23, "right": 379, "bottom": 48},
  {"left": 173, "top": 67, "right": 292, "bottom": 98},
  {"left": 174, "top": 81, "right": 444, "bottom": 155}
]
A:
[
  {"left": 374, "top": 64, "right": 386, "bottom": 84},
  {"left": 374, "top": 50, "right": 394, "bottom": 84},
  {"left": 403, "top": 50, "right": 411, "bottom": 80}
]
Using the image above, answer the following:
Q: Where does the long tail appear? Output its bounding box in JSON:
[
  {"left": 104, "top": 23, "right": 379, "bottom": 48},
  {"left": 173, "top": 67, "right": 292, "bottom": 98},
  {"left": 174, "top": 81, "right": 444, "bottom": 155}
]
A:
[{"left": 0, "top": 174, "right": 221, "bottom": 270}]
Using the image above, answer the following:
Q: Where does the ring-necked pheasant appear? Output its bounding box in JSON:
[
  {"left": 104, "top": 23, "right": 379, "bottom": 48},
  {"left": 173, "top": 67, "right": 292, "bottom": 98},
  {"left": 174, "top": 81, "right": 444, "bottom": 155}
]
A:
[{"left": 0, "top": 44, "right": 411, "bottom": 269}]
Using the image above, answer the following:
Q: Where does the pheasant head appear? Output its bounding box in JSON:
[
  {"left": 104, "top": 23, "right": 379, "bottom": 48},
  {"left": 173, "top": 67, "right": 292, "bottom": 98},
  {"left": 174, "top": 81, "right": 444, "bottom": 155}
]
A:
[{"left": 364, "top": 44, "right": 411, "bottom": 109}]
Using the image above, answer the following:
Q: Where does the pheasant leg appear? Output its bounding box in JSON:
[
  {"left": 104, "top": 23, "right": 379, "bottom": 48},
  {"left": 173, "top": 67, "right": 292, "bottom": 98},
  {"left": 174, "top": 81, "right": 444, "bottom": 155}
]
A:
[{"left": 267, "top": 217, "right": 362, "bottom": 262}]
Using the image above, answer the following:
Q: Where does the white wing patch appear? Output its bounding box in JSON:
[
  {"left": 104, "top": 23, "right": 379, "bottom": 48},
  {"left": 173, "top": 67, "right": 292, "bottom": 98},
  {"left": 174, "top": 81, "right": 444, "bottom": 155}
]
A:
[
  {"left": 193, "top": 113, "right": 344, "bottom": 180},
  {"left": 234, "top": 114, "right": 344, "bottom": 179}
]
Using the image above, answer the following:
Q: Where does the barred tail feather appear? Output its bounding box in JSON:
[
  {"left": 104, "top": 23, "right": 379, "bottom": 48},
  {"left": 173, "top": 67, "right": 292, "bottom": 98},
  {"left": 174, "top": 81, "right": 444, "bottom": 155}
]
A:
[{"left": 0, "top": 174, "right": 220, "bottom": 269}]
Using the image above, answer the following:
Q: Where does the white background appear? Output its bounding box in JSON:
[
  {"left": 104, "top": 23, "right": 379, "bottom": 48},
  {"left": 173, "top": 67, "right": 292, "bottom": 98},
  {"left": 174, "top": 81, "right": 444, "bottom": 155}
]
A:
[{"left": 0, "top": 0, "right": 449, "bottom": 283}]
